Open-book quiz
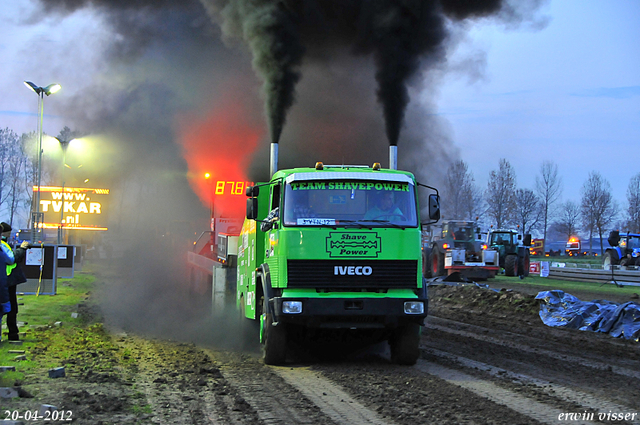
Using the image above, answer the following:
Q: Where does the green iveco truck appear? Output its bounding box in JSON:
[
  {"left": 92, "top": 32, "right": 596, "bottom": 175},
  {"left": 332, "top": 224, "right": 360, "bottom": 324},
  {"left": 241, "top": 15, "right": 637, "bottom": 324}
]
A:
[{"left": 237, "top": 161, "right": 440, "bottom": 365}]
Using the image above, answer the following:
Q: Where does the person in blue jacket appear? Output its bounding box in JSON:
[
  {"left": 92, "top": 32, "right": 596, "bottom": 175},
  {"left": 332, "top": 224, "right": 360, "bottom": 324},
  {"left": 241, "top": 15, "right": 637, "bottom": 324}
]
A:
[
  {"left": 1, "top": 222, "right": 29, "bottom": 340},
  {"left": 0, "top": 225, "right": 14, "bottom": 330}
]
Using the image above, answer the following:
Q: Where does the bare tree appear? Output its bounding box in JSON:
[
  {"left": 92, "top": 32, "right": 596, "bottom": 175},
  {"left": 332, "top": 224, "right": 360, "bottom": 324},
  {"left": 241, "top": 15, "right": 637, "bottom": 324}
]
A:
[
  {"left": 626, "top": 173, "right": 640, "bottom": 232},
  {"left": 580, "top": 172, "right": 618, "bottom": 255},
  {"left": 485, "top": 158, "right": 517, "bottom": 228},
  {"left": 56, "top": 126, "right": 82, "bottom": 143},
  {"left": 0, "top": 128, "right": 14, "bottom": 208},
  {"left": 442, "top": 160, "right": 483, "bottom": 221},
  {"left": 535, "top": 161, "right": 562, "bottom": 255},
  {"left": 0, "top": 129, "right": 36, "bottom": 227},
  {"left": 464, "top": 184, "right": 484, "bottom": 223},
  {"left": 552, "top": 200, "right": 581, "bottom": 241},
  {"left": 514, "top": 188, "right": 541, "bottom": 236}
]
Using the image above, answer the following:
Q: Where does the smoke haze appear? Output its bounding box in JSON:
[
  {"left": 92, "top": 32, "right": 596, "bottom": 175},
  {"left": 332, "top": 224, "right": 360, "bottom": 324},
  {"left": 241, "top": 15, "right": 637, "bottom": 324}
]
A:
[{"left": 19, "top": 0, "right": 545, "bottom": 345}]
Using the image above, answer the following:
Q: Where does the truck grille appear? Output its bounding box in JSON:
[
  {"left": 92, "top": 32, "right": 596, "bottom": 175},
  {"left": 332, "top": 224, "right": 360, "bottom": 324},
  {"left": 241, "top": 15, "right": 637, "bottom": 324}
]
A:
[{"left": 287, "top": 260, "right": 418, "bottom": 289}]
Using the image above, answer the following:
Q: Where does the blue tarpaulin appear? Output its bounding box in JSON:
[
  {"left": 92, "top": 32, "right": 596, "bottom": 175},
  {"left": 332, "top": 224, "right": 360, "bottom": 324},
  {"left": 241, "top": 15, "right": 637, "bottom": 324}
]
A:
[{"left": 535, "top": 290, "right": 640, "bottom": 341}]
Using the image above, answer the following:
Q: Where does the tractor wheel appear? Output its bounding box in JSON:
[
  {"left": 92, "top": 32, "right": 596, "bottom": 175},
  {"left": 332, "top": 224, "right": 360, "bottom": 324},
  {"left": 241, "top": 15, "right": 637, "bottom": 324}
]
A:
[
  {"left": 504, "top": 254, "right": 518, "bottom": 276},
  {"left": 431, "top": 250, "right": 445, "bottom": 277},
  {"left": 389, "top": 324, "right": 421, "bottom": 365},
  {"left": 518, "top": 251, "right": 531, "bottom": 277},
  {"left": 603, "top": 250, "right": 619, "bottom": 270},
  {"left": 262, "top": 297, "right": 287, "bottom": 365}
]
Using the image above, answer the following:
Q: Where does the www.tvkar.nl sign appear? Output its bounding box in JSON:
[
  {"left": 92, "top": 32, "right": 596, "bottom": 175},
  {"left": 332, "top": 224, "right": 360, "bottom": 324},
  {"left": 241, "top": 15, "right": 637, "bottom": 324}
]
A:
[{"left": 34, "top": 186, "right": 110, "bottom": 231}]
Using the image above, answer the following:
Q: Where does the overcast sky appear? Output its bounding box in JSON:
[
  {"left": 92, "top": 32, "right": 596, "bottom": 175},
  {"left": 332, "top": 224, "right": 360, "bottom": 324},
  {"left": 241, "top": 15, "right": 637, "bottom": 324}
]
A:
[
  {"left": 431, "top": 0, "right": 640, "bottom": 205},
  {"left": 1, "top": 0, "right": 639, "bottom": 209}
]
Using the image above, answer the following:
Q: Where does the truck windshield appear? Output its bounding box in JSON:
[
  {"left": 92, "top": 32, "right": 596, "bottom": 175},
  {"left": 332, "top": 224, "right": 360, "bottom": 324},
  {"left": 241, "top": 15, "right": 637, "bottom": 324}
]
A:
[{"left": 282, "top": 180, "right": 418, "bottom": 227}]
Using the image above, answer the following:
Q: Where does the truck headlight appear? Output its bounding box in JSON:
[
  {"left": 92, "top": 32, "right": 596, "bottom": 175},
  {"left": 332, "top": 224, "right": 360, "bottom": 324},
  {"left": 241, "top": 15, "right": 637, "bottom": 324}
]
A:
[
  {"left": 282, "top": 301, "right": 303, "bottom": 314},
  {"left": 404, "top": 301, "right": 424, "bottom": 314}
]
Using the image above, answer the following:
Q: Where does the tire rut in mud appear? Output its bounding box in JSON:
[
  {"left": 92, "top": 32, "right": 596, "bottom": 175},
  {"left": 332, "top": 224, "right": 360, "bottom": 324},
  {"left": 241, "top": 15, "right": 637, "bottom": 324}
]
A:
[
  {"left": 420, "top": 313, "right": 640, "bottom": 424},
  {"left": 115, "top": 335, "right": 262, "bottom": 425},
  {"left": 211, "top": 350, "right": 391, "bottom": 425}
]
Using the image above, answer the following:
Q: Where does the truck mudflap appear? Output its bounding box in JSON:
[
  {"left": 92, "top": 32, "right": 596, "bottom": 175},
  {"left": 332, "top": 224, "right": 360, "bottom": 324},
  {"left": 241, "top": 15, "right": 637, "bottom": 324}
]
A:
[{"left": 271, "top": 296, "right": 428, "bottom": 328}]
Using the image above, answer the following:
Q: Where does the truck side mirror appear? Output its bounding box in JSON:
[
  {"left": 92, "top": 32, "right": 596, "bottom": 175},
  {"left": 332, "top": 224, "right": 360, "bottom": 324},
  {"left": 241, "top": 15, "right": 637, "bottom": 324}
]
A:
[
  {"left": 246, "top": 198, "right": 258, "bottom": 220},
  {"left": 245, "top": 185, "right": 259, "bottom": 197},
  {"left": 523, "top": 234, "right": 532, "bottom": 246},
  {"left": 608, "top": 230, "right": 620, "bottom": 247},
  {"left": 428, "top": 194, "right": 440, "bottom": 221}
]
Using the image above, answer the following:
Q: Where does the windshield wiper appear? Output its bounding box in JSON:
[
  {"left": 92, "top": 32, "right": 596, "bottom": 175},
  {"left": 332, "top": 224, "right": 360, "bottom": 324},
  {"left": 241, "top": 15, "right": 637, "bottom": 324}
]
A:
[
  {"left": 337, "top": 220, "right": 373, "bottom": 229},
  {"left": 359, "top": 219, "right": 405, "bottom": 229}
]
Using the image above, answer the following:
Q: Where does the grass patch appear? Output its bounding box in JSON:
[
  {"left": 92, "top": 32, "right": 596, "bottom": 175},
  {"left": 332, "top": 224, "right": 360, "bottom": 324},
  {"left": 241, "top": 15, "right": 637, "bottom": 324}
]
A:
[
  {"left": 0, "top": 263, "right": 104, "bottom": 389},
  {"left": 531, "top": 255, "right": 603, "bottom": 266},
  {"left": 493, "top": 274, "right": 640, "bottom": 299},
  {"left": 131, "top": 403, "right": 153, "bottom": 415}
]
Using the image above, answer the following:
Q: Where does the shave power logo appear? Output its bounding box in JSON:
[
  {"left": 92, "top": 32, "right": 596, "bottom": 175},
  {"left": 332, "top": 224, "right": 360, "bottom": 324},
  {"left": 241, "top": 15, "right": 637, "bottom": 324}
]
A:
[{"left": 326, "top": 232, "right": 382, "bottom": 258}]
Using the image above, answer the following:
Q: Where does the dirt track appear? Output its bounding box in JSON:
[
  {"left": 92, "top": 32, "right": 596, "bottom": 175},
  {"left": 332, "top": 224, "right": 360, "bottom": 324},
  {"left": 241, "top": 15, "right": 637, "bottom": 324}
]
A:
[{"left": 3, "top": 265, "right": 639, "bottom": 424}]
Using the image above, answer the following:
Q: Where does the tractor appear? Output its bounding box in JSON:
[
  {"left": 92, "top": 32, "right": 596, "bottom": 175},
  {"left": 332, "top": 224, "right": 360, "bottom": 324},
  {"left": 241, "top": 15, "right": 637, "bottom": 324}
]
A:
[
  {"left": 486, "top": 228, "right": 531, "bottom": 277},
  {"left": 603, "top": 230, "right": 640, "bottom": 269},
  {"left": 423, "top": 220, "right": 499, "bottom": 280}
]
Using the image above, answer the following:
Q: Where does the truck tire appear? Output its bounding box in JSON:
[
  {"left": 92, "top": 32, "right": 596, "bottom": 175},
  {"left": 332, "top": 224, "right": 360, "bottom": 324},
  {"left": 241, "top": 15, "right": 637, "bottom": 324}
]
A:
[
  {"left": 518, "top": 251, "right": 531, "bottom": 277},
  {"left": 504, "top": 254, "right": 518, "bottom": 276},
  {"left": 239, "top": 297, "right": 258, "bottom": 351},
  {"left": 422, "top": 248, "right": 432, "bottom": 278},
  {"left": 389, "top": 324, "right": 421, "bottom": 365},
  {"left": 431, "top": 250, "right": 444, "bottom": 277},
  {"left": 604, "top": 250, "right": 619, "bottom": 269},
  {"left": 262, "top": 298, "right": 287, "bottom": 365}
]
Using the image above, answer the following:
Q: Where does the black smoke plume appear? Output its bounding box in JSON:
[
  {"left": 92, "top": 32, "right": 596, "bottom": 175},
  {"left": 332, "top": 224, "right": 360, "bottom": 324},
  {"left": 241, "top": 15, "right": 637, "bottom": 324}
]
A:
[
  {"left": 202, "top": 0, "right": 514, "bottom": 146},
  {"left": 202, "top": 1, "right": 305, "bottom": 144}
]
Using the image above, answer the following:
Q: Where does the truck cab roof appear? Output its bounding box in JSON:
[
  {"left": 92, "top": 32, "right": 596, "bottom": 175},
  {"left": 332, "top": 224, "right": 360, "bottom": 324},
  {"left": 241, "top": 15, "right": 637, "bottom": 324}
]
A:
[{"left": 271, "top": 165, "right": 416, "bottom": 183}]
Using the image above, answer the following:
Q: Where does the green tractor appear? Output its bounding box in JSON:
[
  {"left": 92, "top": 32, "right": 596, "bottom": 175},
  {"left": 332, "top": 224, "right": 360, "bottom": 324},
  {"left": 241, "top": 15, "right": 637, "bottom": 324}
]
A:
[{"left": 486, "top": 229, "right": 532, "bottom": 277}]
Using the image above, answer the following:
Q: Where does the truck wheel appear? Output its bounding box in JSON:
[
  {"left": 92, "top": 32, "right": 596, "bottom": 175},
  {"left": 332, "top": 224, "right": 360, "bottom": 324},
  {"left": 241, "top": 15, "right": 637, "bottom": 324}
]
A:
[
  {"left": 518, "top": 252, "right": 531, "bottom": 277},
  {"left": 431, "top": 250, "right": 444, "bottom": 277},
  {"left": 505, "top": 254, "right": 518, "bottom": 276},
  {"left": 390, "top": 324, "right": 421, "bottom": 365},
  {"left": 422, "top": 248, "right": 432, "bottom": 278},
  {"left": 239, "top": 297, "right": 258, "bottom": 351},
  {"left": 603, "top": 250, "right": 619, "bottom": 270},
  {"left": 262, "top": 299, "right": 287, "bottom": 365}
]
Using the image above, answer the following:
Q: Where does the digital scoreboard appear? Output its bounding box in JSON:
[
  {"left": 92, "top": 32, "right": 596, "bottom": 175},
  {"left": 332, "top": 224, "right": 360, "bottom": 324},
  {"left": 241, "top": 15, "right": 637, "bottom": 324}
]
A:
[{"left": 214, "top": 181, "right": 252, "bottom": 196}]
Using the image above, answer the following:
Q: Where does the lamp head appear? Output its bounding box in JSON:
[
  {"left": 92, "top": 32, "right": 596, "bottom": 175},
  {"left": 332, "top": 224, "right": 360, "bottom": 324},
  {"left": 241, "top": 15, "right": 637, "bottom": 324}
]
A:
[
  {"left": 24, "top": 81, "right": 42, "bottom": 95},
  {"left": 44, "top": 83, "right": 61, "bottom": 96}
]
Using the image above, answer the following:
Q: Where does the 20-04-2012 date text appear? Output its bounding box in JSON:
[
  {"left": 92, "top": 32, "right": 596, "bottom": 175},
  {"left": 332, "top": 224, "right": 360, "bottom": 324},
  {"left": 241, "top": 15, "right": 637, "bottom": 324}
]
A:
[{"left": 4, "top": 409, "right": 73, "bottom": 421}]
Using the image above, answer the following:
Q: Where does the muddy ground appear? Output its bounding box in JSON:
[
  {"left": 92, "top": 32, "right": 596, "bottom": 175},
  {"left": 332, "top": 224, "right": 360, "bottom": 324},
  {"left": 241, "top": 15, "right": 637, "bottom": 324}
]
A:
[{"left": 2, "top": 266, "right": 639, "bottom": 424}]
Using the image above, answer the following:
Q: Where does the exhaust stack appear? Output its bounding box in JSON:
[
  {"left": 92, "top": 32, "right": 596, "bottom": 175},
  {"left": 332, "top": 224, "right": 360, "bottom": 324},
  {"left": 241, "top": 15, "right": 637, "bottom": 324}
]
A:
[
  {"left": 389, "top": 145, "right": 397, "bottom": 170},
  {"left": 270, "top": 142, "right": 279, "bottom": 177}
]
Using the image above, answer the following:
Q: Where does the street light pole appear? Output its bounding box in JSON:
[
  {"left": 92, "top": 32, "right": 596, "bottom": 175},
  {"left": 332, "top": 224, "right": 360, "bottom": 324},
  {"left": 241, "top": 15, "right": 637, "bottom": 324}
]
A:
[
  {"left": 57, "top": 139, "right": 71, "bottom": 244},
  {"left": 24, "top": 82, "right": 61, "bottom": 243}
]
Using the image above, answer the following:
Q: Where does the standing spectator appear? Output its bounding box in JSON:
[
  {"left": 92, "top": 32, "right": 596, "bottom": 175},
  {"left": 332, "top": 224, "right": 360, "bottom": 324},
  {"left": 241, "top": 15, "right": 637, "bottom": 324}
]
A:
[
  {"left": 1, "top": 222, "right": 27, "bottom": 341},
  {"left": 0, "top": 223, "right": 14, "bottom": 337}
]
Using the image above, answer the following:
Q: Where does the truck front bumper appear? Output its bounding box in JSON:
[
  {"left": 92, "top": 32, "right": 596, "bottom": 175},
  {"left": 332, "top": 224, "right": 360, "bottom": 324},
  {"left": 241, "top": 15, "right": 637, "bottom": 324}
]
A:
[{"left": 271, "top": 296, "right": 428, "bottom": 329}]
